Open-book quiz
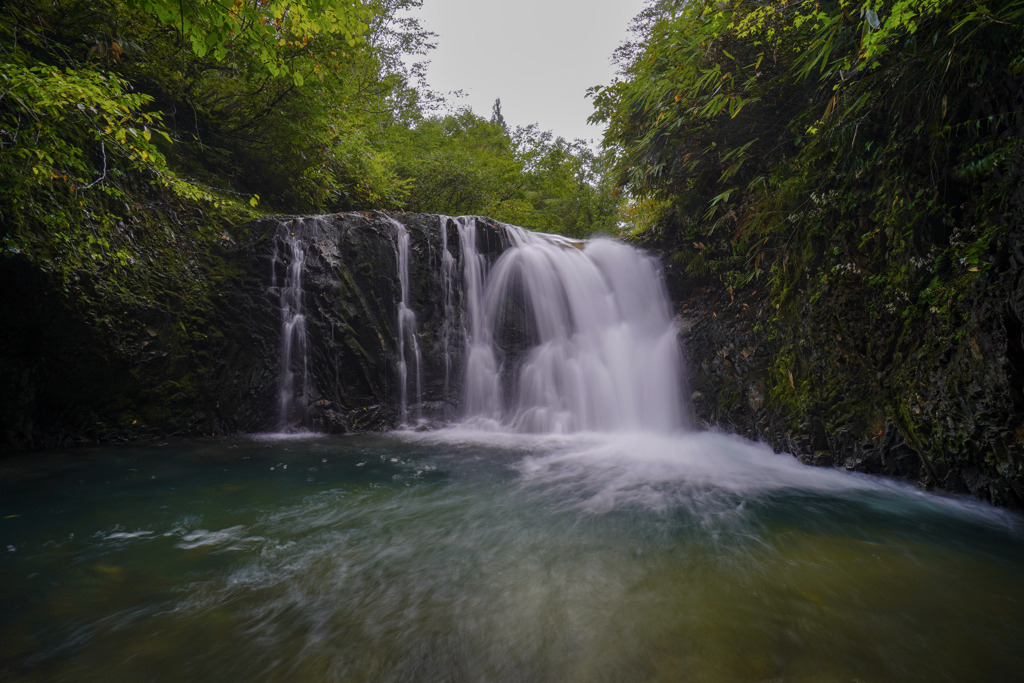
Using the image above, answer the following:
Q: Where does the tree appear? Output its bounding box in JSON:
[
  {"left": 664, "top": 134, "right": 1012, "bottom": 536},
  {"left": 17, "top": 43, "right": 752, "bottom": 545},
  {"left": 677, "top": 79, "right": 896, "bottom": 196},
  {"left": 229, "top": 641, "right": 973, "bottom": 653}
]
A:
[
  {"left": 593, "top": 0, "right": 1024, "bottom": 243},
  {"left": 0, "top": 0, "right": 437, "bottom": 275},
  {"left": 391, "top": 109, "right": 619, "bottom": 236},
  {"left": 136, "top": 0, "right": 372, "bottom": 82},
  {"left": 490, "top": 98, "right": 506, "bottom": 130},
  {"left": 116, "top": 0, "right": 429, "bottom": 210}
]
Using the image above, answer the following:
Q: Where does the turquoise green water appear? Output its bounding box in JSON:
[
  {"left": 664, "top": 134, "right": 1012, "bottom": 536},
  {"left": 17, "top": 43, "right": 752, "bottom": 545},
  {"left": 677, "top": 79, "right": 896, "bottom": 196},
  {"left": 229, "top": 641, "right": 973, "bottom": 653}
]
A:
[{"left": 2, "top": 430, "right": 1023, "bottom": 681}]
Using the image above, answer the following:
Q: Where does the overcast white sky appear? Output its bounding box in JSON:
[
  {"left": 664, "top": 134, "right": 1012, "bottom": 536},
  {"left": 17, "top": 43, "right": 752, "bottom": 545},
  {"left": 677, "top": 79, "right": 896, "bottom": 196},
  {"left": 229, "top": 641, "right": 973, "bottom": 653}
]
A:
[{"left": 403, "top": 0, "right": 649, "bottom": 145}]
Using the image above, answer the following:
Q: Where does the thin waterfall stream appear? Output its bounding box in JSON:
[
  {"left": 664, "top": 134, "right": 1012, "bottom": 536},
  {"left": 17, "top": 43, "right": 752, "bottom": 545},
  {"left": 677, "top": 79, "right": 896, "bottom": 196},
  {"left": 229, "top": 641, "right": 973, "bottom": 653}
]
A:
[
  {"left": 272, "top": 229, "right": 310, "bottom": 430},
  {"left": 390, "top": 217, "right": 423, "bottom": 426},
  {"left": 2, "top": 214, "right": 1023, "bottom": 681},
  {"left": 438, "top": 215, "right": 457, "bottom": 410}
]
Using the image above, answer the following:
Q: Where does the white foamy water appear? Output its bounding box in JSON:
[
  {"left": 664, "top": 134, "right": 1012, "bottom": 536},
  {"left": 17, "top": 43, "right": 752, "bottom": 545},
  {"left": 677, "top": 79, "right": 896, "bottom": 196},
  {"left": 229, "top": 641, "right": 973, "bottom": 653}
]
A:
[
  {"left": 397, "top": 217, "right": 1017, "bottom": 527},
  {"left": 456, "top": 220, "right": 685, "bottom": 433},
  {"left": 398, "top": 427, "right": 1018, "bottom": 528}
]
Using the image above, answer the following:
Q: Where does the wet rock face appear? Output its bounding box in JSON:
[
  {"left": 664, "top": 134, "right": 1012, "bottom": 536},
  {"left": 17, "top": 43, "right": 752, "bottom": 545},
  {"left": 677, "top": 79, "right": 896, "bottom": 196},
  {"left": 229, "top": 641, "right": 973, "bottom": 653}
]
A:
[
  {"left": 0, "top": 225, "right": 282, "bottom": 447},
  {"left": 0, "top": 210, "right": 512, "bottom": 446},
  {"left": 264, "top": 212, "right": 511, "bottom": 433},
  {"left": 268, "top": 213, "right": 404, "bottom": 432},
  {"left": 666, "top": 233, "right": 1024, "bottom": 508}
]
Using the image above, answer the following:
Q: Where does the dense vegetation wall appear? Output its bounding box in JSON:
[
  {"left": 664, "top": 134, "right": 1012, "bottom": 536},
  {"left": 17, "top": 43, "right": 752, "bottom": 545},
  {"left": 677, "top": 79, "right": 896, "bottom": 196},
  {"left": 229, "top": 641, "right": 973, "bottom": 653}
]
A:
[
  {"left": 669, "top": 220, "right": 1024, "bottom": 507},
  {"left": 0, "top": 205, "right": 280, "bottom": 448}
]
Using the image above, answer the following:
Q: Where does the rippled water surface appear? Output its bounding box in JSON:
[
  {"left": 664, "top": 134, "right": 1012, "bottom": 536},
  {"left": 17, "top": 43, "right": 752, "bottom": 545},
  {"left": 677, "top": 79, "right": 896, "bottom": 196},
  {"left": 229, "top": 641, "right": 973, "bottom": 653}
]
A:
[{"left": 2, "top": 430, "right": 1023, "bottom": 681}]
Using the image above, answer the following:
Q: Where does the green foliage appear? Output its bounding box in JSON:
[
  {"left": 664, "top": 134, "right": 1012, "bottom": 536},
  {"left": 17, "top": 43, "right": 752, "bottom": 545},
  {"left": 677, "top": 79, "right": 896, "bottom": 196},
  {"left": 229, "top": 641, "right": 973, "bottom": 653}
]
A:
[
  {"left": 392, "top": 110, "right": 619, "bottom": 237},
  {"left": 103, "top": 0, "right": 427, "bottom": 212},
  {"left": 137, "top": 0, "right": 371, "bottom": 81},
  {"left": 0, "top": 45, "right": 217, "bottom": 275},
  {"left": 596, "top": 0, "right": 1024, "bottom": 264}
]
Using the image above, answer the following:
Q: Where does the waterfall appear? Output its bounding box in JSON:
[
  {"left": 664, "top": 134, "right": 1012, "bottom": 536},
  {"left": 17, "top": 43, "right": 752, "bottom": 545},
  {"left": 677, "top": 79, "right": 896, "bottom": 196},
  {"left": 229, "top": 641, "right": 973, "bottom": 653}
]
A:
[
  {"left": 390, "top": 218, "right": 423, "bottom": 425},
  {"left": 458, "top": 216, "right": 504, "bottom": 423},
  {"left": 268, "top": 213, "right": 686, "bottom": 434},
  {"left": 273, "top": 231, "right": 310, "bottom": 430},
  {"left": 438, "top": 216, "right": 457, "bottom": 408},
  {"left": 454, "top": 219, "right": 686, "bottom": 433}
]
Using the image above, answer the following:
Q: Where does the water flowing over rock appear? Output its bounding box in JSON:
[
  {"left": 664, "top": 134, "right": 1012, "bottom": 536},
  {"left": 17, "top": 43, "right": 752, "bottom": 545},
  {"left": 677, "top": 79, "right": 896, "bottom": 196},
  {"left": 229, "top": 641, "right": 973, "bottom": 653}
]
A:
[
  {"left": 388, "top": 217, "right": 424, "bottom": 426},
  {"left": 437, "top": 216, "right": 458, "bottom": 405},
  {"left": 7, "top": 209, "right": 1021, "bottom": 505},
  {"left": 457, "top": 220, "right": 686, "bottom": 433},
  {"left": 259, "top": 213, "right": 431, "bottom": 432},
  {"left": 263, "top": 212, "right": 686, "bottom": 434},
  {"left": 272, "top": 231, "right": 310, "bottom": 430}
]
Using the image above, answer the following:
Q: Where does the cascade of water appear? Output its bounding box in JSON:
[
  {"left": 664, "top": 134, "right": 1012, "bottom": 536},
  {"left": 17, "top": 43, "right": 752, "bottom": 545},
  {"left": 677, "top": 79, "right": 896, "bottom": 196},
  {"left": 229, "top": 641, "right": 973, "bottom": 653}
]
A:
[
  {"left": 274, "top": 214, "right": 684, "bottom": 434},
  {"left": 439, "top": 216, "right": 457, "bottom": 407},
  {"left": 457, "top": 216, "right": 503, "bottom": 423},
  {"left": 391, "top": 219, "right": 423, "bottom": 425},
  {"left": 456, "top": 219, "right": 685, "bottom": 433},
  {"left": 273, "top": 232, "right": 310, "bottom": 430}
]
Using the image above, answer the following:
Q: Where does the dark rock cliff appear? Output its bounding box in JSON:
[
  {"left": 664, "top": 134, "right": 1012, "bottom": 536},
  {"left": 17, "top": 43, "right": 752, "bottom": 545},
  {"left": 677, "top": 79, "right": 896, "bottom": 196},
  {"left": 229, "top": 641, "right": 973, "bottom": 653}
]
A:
[
  {"left": 0, "top": 221, "right": 280, "bottom": 447},
  {"left": 665, "top": 232, "right": 1024, "bottom": 507},
  {"left": 0, "top": 211, "right": 511, "bottom": 447},
  {"left": 263, "top": 212, "right": 512, "bottom": 432}
]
